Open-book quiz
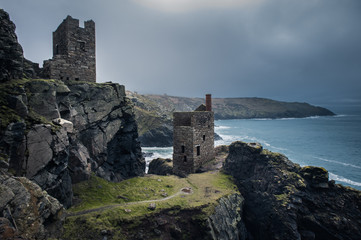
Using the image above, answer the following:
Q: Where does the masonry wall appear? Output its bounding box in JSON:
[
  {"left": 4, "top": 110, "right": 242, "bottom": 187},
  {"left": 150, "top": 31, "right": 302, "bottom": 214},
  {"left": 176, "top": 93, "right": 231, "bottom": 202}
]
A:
[
  {"left": 192, "top": 111, "right": 214, "bottom": 170},
  {"left": 173, "top": 111, "right": 214, "bottom": 175},
  {"left": 173, "top": 126, "right": 195, "bottom": 175},
  {"left": 43, "top": 16, "right": 96, "bottom": 83}
]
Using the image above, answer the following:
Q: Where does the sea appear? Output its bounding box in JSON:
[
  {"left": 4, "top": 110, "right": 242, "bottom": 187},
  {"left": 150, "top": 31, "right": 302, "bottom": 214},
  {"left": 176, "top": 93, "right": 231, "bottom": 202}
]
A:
[{"left": 143, "top": 106, "right": 361, "bottom": 190}]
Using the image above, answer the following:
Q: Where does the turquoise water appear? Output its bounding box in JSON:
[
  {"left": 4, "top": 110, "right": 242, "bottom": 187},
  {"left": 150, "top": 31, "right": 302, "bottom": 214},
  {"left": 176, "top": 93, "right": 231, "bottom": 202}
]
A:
[{"left": 144, "top": 111, "right": 361, "bottom": 190}]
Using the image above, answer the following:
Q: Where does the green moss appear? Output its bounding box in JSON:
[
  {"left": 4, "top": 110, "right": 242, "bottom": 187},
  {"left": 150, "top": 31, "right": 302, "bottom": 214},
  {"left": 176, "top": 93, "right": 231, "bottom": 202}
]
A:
[
  {"left": 274, "top": 193, "right": 289, "bottom": 206},
  {"left": 0, "top": 78, "right": 64, "bottom": 132}
]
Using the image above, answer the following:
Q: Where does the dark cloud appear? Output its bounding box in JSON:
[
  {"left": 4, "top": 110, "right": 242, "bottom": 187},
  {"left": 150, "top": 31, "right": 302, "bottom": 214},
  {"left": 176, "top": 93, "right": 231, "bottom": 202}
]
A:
[{"left": 2, "top": 0, "right": 361, "bottom": 106}]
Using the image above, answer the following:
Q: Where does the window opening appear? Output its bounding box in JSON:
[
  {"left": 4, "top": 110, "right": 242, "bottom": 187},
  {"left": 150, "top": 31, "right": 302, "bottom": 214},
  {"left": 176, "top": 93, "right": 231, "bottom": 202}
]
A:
[
  {"left": 80, "top": 42, "right": 85, "bottom": 51},
  {"left": 203, "top": 135, "right": 206, "bottom": 141},
  {"left": 181, "top": 145, "right": 185, "bottom": 153},
  {"left": 183, "top": 156, "right": 187, "bottom": 162},
  {"left": 197, "top": 146, "right": 200, "bottom": 156}
]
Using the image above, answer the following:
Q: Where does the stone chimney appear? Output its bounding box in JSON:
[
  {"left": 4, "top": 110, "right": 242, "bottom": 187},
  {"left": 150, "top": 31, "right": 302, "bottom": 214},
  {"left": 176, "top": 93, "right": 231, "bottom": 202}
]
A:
[{"left": 206, "top": 94, "right": 212, "bottom": 111}]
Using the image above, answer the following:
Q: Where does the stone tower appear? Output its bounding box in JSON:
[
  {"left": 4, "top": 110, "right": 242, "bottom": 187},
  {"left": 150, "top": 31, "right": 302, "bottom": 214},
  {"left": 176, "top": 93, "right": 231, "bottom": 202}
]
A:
[
  {"left": 173, "top": 94, "right": 215, "bottom": 175},
  {"left": 43, "top": 15, "right": 96, "bottom": 82}
]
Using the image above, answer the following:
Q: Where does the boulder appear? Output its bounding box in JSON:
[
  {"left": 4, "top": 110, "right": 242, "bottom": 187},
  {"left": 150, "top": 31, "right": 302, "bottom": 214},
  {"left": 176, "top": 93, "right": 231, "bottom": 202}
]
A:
[
  {"left": 148, "top": 158, "right": 173, "bottom": 175},
  {"left": 0, "top": 172, "right": 64, "bottom": 240}
]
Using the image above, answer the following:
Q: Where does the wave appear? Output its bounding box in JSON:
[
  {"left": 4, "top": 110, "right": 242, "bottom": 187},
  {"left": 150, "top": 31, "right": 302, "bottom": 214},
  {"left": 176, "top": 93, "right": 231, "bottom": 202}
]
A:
[
  {"left": 215, "top": 125, "right": 231, "bottom": 129},
  {"left": 313, "top": 156, "right": 361, "bottom": 170},
  {"left": 329, "top": 173, "right": 361, "bottom": 187},
  {"left": 253, "top": 118, "right": 273, "bottom": 121},
  {"left": 142, "top": 147, "right": 173, "bottom": 151},
  {"left": 143, "top": 147, "right": 173, "bottom": 173}
]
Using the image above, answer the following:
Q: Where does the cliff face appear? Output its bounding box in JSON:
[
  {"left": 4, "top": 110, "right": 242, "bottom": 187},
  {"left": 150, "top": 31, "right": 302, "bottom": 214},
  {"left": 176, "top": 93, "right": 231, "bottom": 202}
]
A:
[
  {"left": 0, "top": 9, "right": 40, "bottom": 82},
  {"left": 0, "top": 79, "right": 145, "bottom": 208},
  {"left": 208, "top": 193, "right": 247, "bottom": 240},
  {"left": 224, "top": 141, "right": 361, "bottom": 240}
]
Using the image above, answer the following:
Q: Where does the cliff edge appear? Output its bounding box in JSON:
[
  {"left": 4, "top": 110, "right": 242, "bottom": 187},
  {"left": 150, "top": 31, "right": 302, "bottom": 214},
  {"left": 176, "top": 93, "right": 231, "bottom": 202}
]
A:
[{"left": 224, "top": 141, "right": 361, "bottom": 240}]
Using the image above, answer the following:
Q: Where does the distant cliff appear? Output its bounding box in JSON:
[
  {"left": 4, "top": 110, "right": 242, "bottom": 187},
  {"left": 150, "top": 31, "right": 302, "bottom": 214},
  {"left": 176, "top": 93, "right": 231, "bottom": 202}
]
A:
[{"left": 127, "top": 91, "right": 335, "bottom": 147}]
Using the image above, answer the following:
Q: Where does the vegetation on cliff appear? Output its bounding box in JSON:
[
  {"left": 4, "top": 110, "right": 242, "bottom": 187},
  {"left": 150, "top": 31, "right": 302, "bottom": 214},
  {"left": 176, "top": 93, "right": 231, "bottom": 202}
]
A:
[{"left": 63, "top": 172, "right": 241, "bottom": 239}]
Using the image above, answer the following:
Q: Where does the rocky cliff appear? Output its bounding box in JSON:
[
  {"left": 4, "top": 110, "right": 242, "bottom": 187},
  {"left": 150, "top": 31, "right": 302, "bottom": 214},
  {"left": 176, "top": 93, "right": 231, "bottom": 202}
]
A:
[
  {"left": 127, "top": 91, "right": 335, "bottom": 147},
  {"left": 224, "top": 141, "right": 361, "bottom": 240},
  {"left": 0, "top": 9, "right": 40, "bottom": 82},
  {"left": 0, "top": 170, "right": 64, "bottom": 240},
  {"left": 0, "top": 79, "right": 145, "bottom": 209}
]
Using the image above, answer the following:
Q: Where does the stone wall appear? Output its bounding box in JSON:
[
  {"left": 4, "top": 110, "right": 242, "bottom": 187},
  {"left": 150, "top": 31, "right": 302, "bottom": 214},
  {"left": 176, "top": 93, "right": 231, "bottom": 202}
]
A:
[
  {"left": 43, "top": 15, "right": 96, "bottom": 83},
  {"left": 173, "top": 111, "right": 214, "bottom": 175}
]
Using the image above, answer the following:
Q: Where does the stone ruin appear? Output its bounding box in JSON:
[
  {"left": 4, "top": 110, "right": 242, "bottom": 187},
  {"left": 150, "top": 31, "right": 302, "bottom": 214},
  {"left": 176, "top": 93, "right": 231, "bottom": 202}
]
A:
[
  {"left": 173, "top": 94, "right": 215, "bottom": 175},
  {"left": 42, "top": 15, "right": 96, "bottom": 83}
]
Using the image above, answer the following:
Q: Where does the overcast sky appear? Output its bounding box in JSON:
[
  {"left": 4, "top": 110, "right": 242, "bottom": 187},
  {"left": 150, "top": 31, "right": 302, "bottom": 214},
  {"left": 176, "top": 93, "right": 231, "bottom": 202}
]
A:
[{"left": 2, "top": 0, "right": 361, "bottom": 107}]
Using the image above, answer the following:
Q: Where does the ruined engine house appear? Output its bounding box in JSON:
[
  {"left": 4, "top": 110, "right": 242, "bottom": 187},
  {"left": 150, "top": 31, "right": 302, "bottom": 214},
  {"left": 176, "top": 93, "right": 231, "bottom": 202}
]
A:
[
  {"left": 43, "top": 15, "right": 96, "bottom": 82},
  {"left": 173, "top": 94, "right": 215, "bottom": 175}
]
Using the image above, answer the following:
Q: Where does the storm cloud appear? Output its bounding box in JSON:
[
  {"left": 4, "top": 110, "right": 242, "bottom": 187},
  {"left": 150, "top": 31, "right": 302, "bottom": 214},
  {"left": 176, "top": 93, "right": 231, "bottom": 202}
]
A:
[{"left": 2, "top": 0, "right": 361, "bottom": 106}]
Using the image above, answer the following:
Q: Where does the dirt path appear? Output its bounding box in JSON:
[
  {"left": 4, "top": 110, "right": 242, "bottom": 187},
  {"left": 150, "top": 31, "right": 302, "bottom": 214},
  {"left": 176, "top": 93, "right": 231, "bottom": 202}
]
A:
[{"left": 67, "top": 187, "right": 193, "bottom": 217}]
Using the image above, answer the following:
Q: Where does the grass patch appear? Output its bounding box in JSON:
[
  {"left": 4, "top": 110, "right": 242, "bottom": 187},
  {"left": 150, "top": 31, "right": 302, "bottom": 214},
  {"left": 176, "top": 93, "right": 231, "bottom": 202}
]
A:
[
  {"left": 71, "top": 174, "right": 184, "bottom": 212},
  {"left": 64, "top": 171, "right": 239, "bottom": 238}
]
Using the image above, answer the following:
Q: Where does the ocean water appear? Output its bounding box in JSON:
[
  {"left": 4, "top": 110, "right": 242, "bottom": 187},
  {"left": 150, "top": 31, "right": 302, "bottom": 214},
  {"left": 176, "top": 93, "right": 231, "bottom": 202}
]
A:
[{"left": 143, "top": 110, "right": 361, "bottom": 190}]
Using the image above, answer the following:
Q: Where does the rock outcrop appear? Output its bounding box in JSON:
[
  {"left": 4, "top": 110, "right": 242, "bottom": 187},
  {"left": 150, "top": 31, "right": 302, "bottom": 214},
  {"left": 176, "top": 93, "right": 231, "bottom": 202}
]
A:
[
  {"left": 224, "top": 141, "right": 361, "bottom": 240},
  {"left": 0, "top": 8, "right": 144, "bottom": 211},
  {"left": 0, "top": 79, "right": 145, "bottom": 208},
  {"left": 0, "top": 170, "right": 64, "bottom": 240},
  {"left": 0, "top": 9, "right": 40, "bottom": 82},
  {"left": 208, "top": 193, "right": 247, "bottom": 240},
  {"left": 148, "top": 158, "right": 173, "bottom": 175}
]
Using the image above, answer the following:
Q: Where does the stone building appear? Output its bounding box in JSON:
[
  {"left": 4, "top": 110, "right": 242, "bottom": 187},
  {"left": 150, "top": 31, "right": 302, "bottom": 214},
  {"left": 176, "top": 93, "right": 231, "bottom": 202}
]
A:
[
  {"left": 43, "top": 15, "right": 96, "bottom": 82},
  {"left": 173, "top": 94, "right": 215, "bottom": 175}
]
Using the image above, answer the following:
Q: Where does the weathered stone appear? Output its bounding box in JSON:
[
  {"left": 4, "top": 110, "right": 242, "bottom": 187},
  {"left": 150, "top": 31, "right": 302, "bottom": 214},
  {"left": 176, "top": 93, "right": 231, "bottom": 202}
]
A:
[
  {"left": 42, "top": 15, "right": 96, "bottom": 83},
  {"left": 148, "top": 203, "right": 156, "bottom": 210},
  {"left": 26, "top": 125, "right": 54, "bottom": 178},
  {"left": 148, "top": 158, "right": 173, "bottom": 175},
  {"left": 0, "top": 173, "right": 64, "bottom": 240},
  {"left": 0, "top": 9, "right": 24, "bottom": 82},
  {"left": 68, "top": 141, "right": 91, "bottom": 183},
  {"left": 26, "top": 80, "right": 60, "bottom": 120},
  {"left": 3, "top": 122, "right": 26, "bottom": 175},
  {"left": 6, "top": 95, "right": 28, "bottom": 118},
  {"left": 0, "top": 184, "right": 14, "bottom": 212},
  {"left": 53, "top": 118, "right": 74, "bottom": 133},
  {"left": 300, "top": 166, "right": 329, "bottom": 188},
  {"left": 208, "top": 193, "right": 247, "bottom": 240},
  {"left": 224, "top": 141, "right": 361, "bottom": 240},
  {"left": 173, "top": 108, "right": 215, "bottom": 176}
]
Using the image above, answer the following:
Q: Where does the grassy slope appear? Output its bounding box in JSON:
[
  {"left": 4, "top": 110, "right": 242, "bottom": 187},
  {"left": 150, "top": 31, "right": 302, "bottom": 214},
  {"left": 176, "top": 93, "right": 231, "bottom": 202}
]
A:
[{"left": 63, "top": 172, "right": 238, "bottom": 239}]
